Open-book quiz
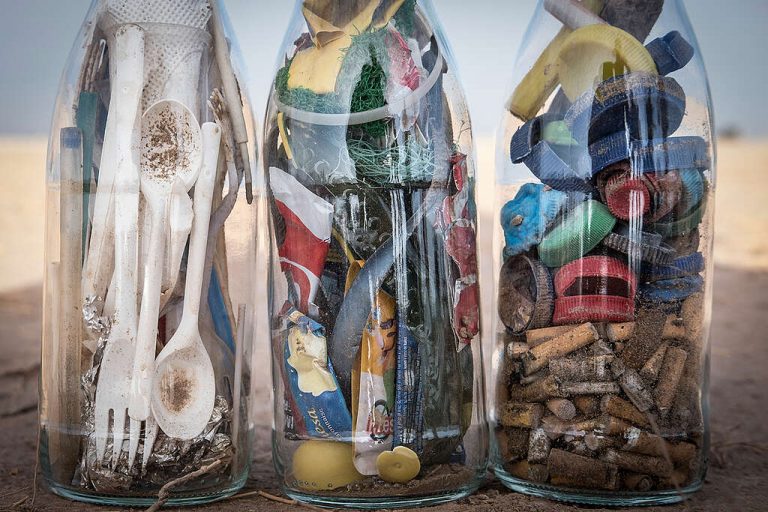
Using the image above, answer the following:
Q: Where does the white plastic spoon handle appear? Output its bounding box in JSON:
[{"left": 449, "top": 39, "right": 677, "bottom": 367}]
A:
[
  {"left": 111, "top": 24, "right": 144, "bottom": 323},
  {"left": 181, "top": 123, "right": 222, "bottom": 328},
  {"left": 544, "top": 0, "right": 607, "bottom": 30},
  {"left": 130, "top": 199, "right": 167, "bottom": 420}
]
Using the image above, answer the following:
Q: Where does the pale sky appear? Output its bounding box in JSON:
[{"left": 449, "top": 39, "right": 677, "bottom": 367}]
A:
[{"left": 0, "top": 0, "right": 766, "bottom": 138}]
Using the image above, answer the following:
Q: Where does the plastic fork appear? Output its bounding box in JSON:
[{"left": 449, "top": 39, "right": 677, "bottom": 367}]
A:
[{"left": 92, "top": 23, "right": 145, "bottom": 469}]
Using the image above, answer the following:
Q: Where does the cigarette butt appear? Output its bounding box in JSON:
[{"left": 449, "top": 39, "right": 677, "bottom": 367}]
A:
[
  {"left": 619, "top": 311, "right": 667, "bottom": 369},
  {"left": 574, "top": 395, "right": 600, "bottom": 416},
  {"left": 599, "top": 415, "right": 633, "bottom": 436},
  {"left": 548, "top": 449, "right": 619, "bottom": 490},
  {"left": 584, "top": 432, "right": 619, "bottom": 452},
  {"left": 621, "top": 427, "right": 698, "bottom": 468},
  {"left": 566, "top": 439, "right": 592, "bottom": 457},
  {"left": 525, "top": 325, "right": 579, "bottom": 347},
  {"left": 501, "top": 402, "right": 545, "bottom": 429},
  {"left": 510, "top": 375, "right": 564, "bottom": 402},
  {"left": 542, "top": 415, "right": 600, "bottom": 438},
  {"left": 601, "top": 394, "right": 652, "bottom": 428},
  {"left": 591, "top": 339, "right": 615, "bottom": 356},
  {"left": 682, "top": 292, "right": 705, "bottom": 342},
  {"left": 507, "top": 460, "right": 531, "bottom": 480},
  {"left": 520, "top": 369, "right": 549, "bottom": 386},
  {"left": 550, "top": 355, "right": 614, "bottom": 381},
  {"left": 669, "top": 442, "right": 698, "bottom": 468},
  {"left": 528, "top": 428, "right": 552, "bottom": 463},
  {"left": 606, "top": 322, "right": 635, "bottom": 342},
  {"left": 506, "top": 341, "right": 530, "bottom": 360},
  {"left": 497, "top": 427, "right": 530, "bottom": 462},
  {"left": 670, "top": 352, "right": 704, "bottom": 431},
  {"left": 523, "top": 323, "right": 599, "bottom": 375},
  {"left": 619, "top": 369, "right": 655, "bottom": 412},
  {"left": 659, "top": 468, "right": 691, "bottom": 488},
  {"left": 662, "top": 315, "right": 686, "bottom": 339},
  {"left": 528, "top": 463, "right": 550, "bottom": 483},
  {"left": 602, "top": 449, "right": 673, "bottom": 478},
  {"left": 546, "top": 398, "right": 577, "bottom": 420},
  {"left": 624, "top": 472, "right": 655, "bottom": 492},
  {"left": 654, "top": 347, "right": 688, "bottom": 417},
  {"left": 639, "top": 343, "right": 669, "bottom": 383},
  {"left": 560, "top": 381, "right": 621, "bottom": 395}
]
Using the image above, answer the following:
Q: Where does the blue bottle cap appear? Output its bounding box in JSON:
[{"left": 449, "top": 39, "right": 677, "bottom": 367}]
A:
[
  {"left": 642, "top": 252, "right": 706, "bottom": 282},
  {"left": 589, "top": 132, "right": 711, "bottom": 176},
  {"left": 510, "top": 116, "right": 594, "bottom": 193},
  {"left": 566, "top": 73, "right": 687, "bottom": 145}
]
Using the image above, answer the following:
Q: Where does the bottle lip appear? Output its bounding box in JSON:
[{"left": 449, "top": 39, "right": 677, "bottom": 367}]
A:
[{"left": 276, "top": 46, "right": 444, "bottom": 127}]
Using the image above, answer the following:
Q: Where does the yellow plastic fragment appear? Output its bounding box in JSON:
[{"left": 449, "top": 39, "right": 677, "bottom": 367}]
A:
[
  {"left": 376, "top": 446, "right": 421, "bottom": 483},
  {"left": 507, "top": 0, "right": 605, "bottom": 120},
  {"left": 557, "top": 24, "right": 658, "bottom": 100},
  {"left": 292, "top": 441, "right": 365, "bottom": 490}
]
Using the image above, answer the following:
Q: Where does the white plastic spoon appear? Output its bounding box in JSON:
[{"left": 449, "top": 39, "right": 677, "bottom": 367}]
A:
[
  {"left": 129, "top": 100, "right": 202, "bottom": 425},
  {"left": 151, "top": 122, "right": 221, "bottom": 440}
]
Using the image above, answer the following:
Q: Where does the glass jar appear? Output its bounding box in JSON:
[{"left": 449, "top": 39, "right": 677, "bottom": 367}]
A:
[
  {"left": 264, "top": 0, "right": 488, "bottom": 508},
  {"left": 40, "top": 0, "right": 258, "bottom": 506},
  {"left": 491, "top": 0, "right": 714, "bottom": 506}
]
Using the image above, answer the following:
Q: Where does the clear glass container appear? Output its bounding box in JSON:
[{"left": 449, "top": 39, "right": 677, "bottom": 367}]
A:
[
  {"left": 491, "top": 0, "right": 714, "bottom": 506},
  {"left": 39, "top": 0, "right": 258, "bottom": 506},
  {"left": 264, "top": 0, "right": 488, "bottom": 508}
]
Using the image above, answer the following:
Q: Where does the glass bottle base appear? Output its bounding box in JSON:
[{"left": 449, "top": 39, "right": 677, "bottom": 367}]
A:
[
  {"left": 44, "top": 473, "right": 247, "bottom": 508},
  {"left": 285, "top": 484, "right": 480, "bottom": 510},
  {"left": 495, "top": 469, "right": 702, "bottom": 506}
]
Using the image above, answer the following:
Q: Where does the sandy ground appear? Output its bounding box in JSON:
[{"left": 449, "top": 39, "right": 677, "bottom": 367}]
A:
[{"left": 0, "top": 138, "right": 766, "bottom": 511}]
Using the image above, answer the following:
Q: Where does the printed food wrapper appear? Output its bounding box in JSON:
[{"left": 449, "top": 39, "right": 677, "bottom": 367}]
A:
[
  {"left": 346, "top": 260, "right": 397, "bottom": 475},
  {"left": 282, "top": 304, "right": 352, "bottom": 441},
  {"left": 270, "top": 167, "right": 333, "bottom": 313}
]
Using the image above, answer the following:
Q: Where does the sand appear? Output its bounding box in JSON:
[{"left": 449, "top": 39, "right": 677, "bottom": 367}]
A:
[{"left": 0, "top": 137, "right": 767, "bottom": 511}]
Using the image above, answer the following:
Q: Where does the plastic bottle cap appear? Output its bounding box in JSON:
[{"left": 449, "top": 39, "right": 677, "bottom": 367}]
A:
[
  {"left": 510, "top": 116, "right": 594, "bottom": 193},
  {"left": 498, "top": 254, "right": 554, "bottom": 333},
  {"left": 565, "top": 73, "right": 686, "bottom": 145},
  {"left": 589, "top": 132, "right": 711, "bottom": 176},
  {"left": 539, "top": 200, "right": 617, "bottom": 267}
]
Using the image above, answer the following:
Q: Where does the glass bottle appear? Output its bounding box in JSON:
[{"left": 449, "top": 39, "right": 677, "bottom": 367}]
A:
[
  {"left": 491, "top": 0, "right": 714, "bottom": 505},
  {"left": 264, "top": 0, "right": 488, "bottom": 508},
  {"left": 40, "top": 0, "right": 258, "bottom": 505}
]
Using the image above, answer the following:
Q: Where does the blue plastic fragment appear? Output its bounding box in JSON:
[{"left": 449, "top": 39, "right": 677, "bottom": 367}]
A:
[
  {"left": 500, "top": 183, "right": 568, "bottom": 259},
  {"left": 646, "top": 31, "right": 695, "bottom": 76},
  {"left": 639, "top": 275, "right": 704, "bottom": 302},
  {"left": 642, "top": 252, "right": 705, "bottom": 282},
  {"left": 208, "top": 267, "right": 235, "bottom": 352}
]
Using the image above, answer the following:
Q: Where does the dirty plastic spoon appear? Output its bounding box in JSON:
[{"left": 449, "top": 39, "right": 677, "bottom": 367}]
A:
[
  {"left": 129, "top": 100, "right": 202, "bottom": 427},
  {"left": 151, "top": 122, "right": 221, "bottom": 440}
]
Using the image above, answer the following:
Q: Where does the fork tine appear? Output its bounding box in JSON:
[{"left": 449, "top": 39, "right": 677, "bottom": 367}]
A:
[
  {"left": 127, "top": 417, "right": 141, "bottom": 470},
  {"left": 94, "top": 405, "right": 111, "bottom": 464},
  {"left": 111, "top": 408, "right": 127, "bottom": 469},
  {"left": 142, "top": 416, "right": 159, "bottom": 470}
]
